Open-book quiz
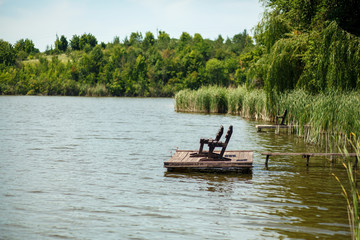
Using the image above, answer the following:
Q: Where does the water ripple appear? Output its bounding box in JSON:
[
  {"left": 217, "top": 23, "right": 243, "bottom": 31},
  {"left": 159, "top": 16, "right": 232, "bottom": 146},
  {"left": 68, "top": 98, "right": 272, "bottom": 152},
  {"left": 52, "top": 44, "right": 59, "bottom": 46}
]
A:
[{"left": 0, "top": 96, "right": 351, "bottom": 240}]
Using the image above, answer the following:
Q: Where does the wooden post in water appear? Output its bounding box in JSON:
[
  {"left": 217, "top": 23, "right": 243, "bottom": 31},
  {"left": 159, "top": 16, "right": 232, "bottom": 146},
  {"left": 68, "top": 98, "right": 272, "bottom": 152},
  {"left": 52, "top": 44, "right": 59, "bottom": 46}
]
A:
[
  {"left": 265, "top": 155, "right": 270, "bottom": 167},
  {"left": 305, "top": 155, "right": 310, "bottom": 167},
  {"left": 275, "top": 125, "right": 280, "bottom": 135}
]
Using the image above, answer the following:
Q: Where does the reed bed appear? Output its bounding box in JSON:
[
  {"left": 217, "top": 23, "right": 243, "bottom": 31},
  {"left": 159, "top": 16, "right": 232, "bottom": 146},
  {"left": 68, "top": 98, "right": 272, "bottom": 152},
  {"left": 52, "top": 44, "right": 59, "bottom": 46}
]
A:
[
  {"left": 277, "top": 90, "right": 360, "bottom": 144},
  {"left": 175, "top": 86, "right": 269, "bottom": 119},
  {"left": 175, "top": 86, "right": 228, "bottom": 113},
  {"left": 175, "top": 86, "right": 360, "bottom": 144},
  {"left": 334, "top": 135, "right": 360, "bottom": 240}
]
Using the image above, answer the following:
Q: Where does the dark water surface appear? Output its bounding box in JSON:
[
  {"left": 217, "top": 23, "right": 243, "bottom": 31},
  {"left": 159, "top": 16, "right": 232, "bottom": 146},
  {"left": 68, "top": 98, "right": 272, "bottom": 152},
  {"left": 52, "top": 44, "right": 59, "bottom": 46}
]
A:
[{"left": 0, "top": 96, "right": 351, "bottom": 239}]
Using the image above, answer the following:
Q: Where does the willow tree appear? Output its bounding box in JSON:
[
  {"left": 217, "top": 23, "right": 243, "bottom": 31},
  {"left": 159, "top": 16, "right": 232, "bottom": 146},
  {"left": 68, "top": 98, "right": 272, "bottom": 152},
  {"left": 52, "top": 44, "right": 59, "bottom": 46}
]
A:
[
  {"left": 299, "top": 22, "right": 360, "bottom": 92},
  {"left": 251, "top": 0, "right": 360, "bottom": 113}
]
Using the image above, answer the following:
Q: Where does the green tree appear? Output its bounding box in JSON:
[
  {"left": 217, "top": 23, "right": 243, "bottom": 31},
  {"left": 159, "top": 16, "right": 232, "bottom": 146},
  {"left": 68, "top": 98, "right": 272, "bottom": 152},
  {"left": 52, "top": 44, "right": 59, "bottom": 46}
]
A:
[
  {"left": 70, "top": 35, "right": 80, "bottom": 50},
  {"left": 193, "top": 33, "right": 211, "bottom": 60},
  {"left": 0, "top": 39, "right": 16, "bottom": 67},
  {"left": 180, "top": 32, "right": 192, "bottom": 42},
  {"left": 232, "top": 30, "right": 254, "bottom": 54},
  {"left": 59, "top": 35, "right": 68, "bottom": 52},
  {"left": 14, "top": 38, "right": 38, "bottom": 55},
  {"left": 157, "top": 31, "right": 170, "bottom": 49},
  {"left": 206, "top": 58, "right": 227, "bottom": 86},
  {"left": 143, "top": 31, "right": 155, "bottom": 48},
  {"left": 87, "top": 33, "right": 97, "bottom": 48},
  {"left": 216, "top": 35, "right": 224, "bottom": 44},
  {"left": 113, "top": 36, "right": 120, "bottom": 45},
  {"left": 55, "top": 35, "right": 68, "bottom": 52},
  {"left": 253, "top": 0, "right": 360, "bottom": 95},
  {"left": 79, "top": 33, "right": 97, "bottom": 50},
  {"left": 89, "top": 45, "right": 104, "bottom": 74},
  {"left": 133, "top": 54, "right": 148, "bottom": 96},
  {"left": 129, "top": 32, "right": 143, "bottom": 46},
  {"left": 183, "top": 49, "right": 204, "bottom": 74},
  {"left": 158, "top": 31, "right": 170, "bottom": 42}
]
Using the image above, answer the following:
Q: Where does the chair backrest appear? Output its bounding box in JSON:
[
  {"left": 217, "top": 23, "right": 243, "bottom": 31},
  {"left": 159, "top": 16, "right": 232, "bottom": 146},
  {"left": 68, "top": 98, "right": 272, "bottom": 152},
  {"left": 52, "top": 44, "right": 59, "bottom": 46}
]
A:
[
  {"left": 224, "top": 125, "right": 233, "bottom": 144},
  {"left": 276, "top": 109, "right": 288, "bottom": 125},
  {"left": 198, "top": 125, "right": 224, "bottom": 154},
  {"left": 280, "top": 109, "right": 287, "bottom": 125},
  {"left": 219, "top": 125, "right": 233, "bottom": 157},
  {"left": 215, "top": 125, "right": 224, "bottom": 141}
]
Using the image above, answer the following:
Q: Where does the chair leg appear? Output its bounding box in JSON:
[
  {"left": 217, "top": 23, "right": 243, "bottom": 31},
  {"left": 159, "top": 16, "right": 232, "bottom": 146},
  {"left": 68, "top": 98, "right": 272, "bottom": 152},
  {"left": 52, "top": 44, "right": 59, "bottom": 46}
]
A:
[
  {"left": 219, "top": 147, "right": 226, "bottom": 159},
  {"left": 199, "top": 140, "right": 205, "bottom": 153}
]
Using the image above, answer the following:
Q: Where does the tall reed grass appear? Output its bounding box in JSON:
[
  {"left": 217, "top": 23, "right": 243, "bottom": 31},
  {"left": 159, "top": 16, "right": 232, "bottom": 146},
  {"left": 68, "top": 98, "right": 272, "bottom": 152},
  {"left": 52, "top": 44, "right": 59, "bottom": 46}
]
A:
[
  {"left": 175, "top": 87, "right": 360, "bottom": 144},
  {"left": 175, "top": 86, "right": 228, "bottom": 113},
  {"left": 333, "top": 134, "right": 360, "bottom": 240},
  {"left": 278, "top": 90, "right": 360, "bottom": 144},
  {"left": 175, "top": 86, "right": 269, "bottom": 119}
]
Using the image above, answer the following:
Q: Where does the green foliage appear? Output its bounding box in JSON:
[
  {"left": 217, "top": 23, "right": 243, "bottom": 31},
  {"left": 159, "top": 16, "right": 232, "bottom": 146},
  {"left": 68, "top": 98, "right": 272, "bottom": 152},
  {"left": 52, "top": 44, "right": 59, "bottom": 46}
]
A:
[
  {"left": 0, "top": 30, "right": 256, "bottom": 97},
  {"left": 79, "top": 33, "right": 97, "bottom": 50},
  {"left": 55, "top": 35, "right": 68, "bottom": 52},
  {"left": 180, "top": 32, "right": 192, "bottom": 43},
  {"left": 70, "top": 35, "right": 80, "bottom": 50},
  {"left": 254, "top": 9, "right": 292, "bottom": 52},
  {"left": 231, "top": 30, "right": 254, "bottom": 54},
  {"left": 157, "top": 31, "right": 170, "bottom": 50},
  {"left": 14, "top": 38, "right": 39, "bottom": 55},
  {"left": 252, "top": 0, "right": 360, "bottom": 109},
  {"left": 299, "top": 22, "right": 360, "bottom": 92},
  {"left": 129, "top": 32, "right": 143, "bottom": 46},
  {"left": 205, "top": 58, "right": 226, "bottom": 86},
  {"left": 0, "top": 39, "right": 16, "bottom": 67},
  {"left": 143, "top": 32, "right": 155, "bottom": 48},
  {"left": 260, "top": 35, "right": 307, "bottom": 109}
]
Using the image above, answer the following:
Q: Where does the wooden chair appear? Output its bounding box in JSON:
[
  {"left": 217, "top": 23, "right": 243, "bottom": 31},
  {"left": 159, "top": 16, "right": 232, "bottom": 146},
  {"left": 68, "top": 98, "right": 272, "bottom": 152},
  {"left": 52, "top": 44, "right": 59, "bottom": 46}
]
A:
[
  {"left": 198, "top": 125, "right": 224, "bottom": 154},
  {"left": 206, "top": 125, "right": 233, "bottom": 160},
  {"left": 191, "top": 125, "right": 233, "bottom": 161},
  {"left": 276, "top": 109, "right": 287, "bottom": 125},
  {"left": 191, "top": 125, "right": 224, "bottom": 157}
]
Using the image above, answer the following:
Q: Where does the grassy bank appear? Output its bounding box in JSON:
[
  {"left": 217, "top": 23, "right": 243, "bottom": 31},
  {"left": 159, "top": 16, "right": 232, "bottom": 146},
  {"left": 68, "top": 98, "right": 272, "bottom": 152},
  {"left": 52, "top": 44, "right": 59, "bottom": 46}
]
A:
[{"left": 175, "top": 86, "right": 360, "bottom": 144}]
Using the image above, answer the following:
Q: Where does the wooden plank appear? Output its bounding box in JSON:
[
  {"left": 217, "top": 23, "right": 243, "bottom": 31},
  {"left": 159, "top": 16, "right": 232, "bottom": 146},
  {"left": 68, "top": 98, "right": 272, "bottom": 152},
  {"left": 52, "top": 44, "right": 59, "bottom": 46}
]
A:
[
  {"left": 165, "top": 161, "right": 252, "bottom": 167},
  {"left": 261, "top": 152, "right": 358, "bottom": 168},
  {"left": 261, "top": 152, "right": 358, "bottom": 157},
  {"left": 179, "top": 151, "right": 188, "bottom": 161},
  {"left": 165, "top": 150, "right": 253, "bottom": 172},
  {"left": 256, "top": 124, "right": 296, "bottom": 132},
  {"left": 256, "top": 125, "right": 294, "bottom": 129}
]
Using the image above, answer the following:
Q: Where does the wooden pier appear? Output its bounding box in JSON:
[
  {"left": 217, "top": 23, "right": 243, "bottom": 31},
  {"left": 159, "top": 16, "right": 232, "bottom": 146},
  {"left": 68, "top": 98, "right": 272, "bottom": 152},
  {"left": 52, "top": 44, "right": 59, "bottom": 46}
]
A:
[
  {"left": 164, "top": 125, "right": 253, "bottom": 172},
  {"left": 256, "top": 124, "right": 296, "bottom": 132},
  {"left": 261, "top": 152, "right": 358, "bottom": 167},
  {"left": 165, "top": 150, "right": 253, "bottom": 172}
]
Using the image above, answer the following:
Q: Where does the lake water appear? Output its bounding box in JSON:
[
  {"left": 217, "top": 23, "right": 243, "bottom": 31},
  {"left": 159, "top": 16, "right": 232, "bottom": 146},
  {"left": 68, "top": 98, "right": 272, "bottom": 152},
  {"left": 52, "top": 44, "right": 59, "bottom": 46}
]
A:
[{"left": 0, "top": 96, "right": 351, "bottom": 239}]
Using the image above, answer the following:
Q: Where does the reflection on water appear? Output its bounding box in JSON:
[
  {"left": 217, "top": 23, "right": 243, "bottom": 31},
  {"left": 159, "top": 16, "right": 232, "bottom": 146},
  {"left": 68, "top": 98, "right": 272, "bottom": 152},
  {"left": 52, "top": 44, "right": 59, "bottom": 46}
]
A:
[
  {"left": 165, "top": 172, "right": 253, "bottom": 193},
  {"left": 0, "top": 96, "right": 351, "bottom": 239}
]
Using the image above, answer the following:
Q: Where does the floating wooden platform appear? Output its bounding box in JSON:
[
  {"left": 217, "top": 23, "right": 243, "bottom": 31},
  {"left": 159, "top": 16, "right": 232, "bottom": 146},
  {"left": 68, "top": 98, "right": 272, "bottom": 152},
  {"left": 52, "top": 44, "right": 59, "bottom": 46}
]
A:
[
  {"left": 261, "top": 152, "right": 358, "bottom": 167},
  {"left": 164, "top": 150, "right": 253, "bottom": 173},
  {"left": 256, "top": 124, "right": 296, "bottom": 132}
]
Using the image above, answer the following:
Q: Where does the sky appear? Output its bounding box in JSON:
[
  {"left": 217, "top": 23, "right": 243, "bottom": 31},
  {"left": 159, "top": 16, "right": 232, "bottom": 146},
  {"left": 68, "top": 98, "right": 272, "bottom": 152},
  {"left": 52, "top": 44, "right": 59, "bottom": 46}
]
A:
[{"left": 0, "top": 0, "right": 264, "bottom": 52}]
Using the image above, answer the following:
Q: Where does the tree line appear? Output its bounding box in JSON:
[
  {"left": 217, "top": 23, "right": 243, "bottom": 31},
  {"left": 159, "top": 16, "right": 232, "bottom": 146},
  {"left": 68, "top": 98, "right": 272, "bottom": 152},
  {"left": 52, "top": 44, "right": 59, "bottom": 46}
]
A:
[
  {"left": 0, "top": 30, "right": 254, "bottom": 96},
  {"left": 0, "top": 0, "right": 359, "bottom": 97}
]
